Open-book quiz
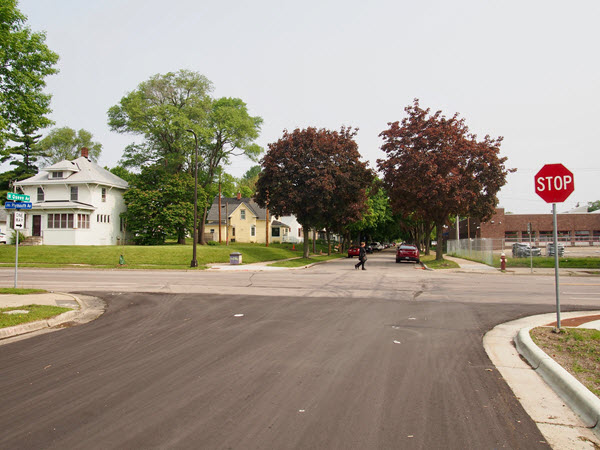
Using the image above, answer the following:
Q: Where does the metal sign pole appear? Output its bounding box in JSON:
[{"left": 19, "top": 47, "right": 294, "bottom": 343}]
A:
[
  {"left": 529, "top": 223, "right": 533, "bottom": 274},
  {"left": 552, "top": 203, "right": 561, "bottom": 329},
  {"left": 14, "top": 226, "right": 19, "bottom": 288}
]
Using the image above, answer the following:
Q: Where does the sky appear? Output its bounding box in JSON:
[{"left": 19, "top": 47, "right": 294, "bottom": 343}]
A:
[{"left": 16, "top": 0, "right": 600, "bottom": 214}]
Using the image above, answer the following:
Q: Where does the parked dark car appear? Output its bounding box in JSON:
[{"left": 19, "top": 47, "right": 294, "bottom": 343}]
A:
[
  {"left": 347, "top": 246, "right": 360, "bottom": 258},
  {"left": 511, "top": 242, "right": 542, "bottom": 258},
  {"left": 396, "top": 244, "right": 420, "bottom": 263},
  {"left": 547, "top": 242, "right": 565, "bottom": 257}
]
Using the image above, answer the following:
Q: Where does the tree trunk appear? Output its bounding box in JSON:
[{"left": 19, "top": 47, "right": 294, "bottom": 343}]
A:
[
  {"left": 435, "top": 220, "right": 444, "bottom": 260},
  {"left": 326, "top": 229, "right": 331, "bottom": 255},
  {"left": 198, "top": 206, "right": 208, "bottom": 245},
  {"left": 178, "top": 226, "right": 186, "bottom": 245},
  {"left": 303, "top": 227, "right": 310, "bottom": 258}
]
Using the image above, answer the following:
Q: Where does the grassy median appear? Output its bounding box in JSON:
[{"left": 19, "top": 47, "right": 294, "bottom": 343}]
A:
[
  {"left": 0, "top": 304, "right": 73, "bottom": 328},
  {"left": 531, "top": 327, "right": 600, "bottom": 398}
]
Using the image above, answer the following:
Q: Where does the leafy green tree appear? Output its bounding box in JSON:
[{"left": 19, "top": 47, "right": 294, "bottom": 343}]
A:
[
  {"left": 196, "top": 97, "right": 263, "bottom": 243},
  {"left": 38, "top": 127, "right": 102, "bottom": 163},
  {"left": 108, "top": 70, "right": 214, "bottom": 172},
  {"left": 122, "top": 166, "right": 204, "bottom": 245},
  {"left": 588, "top": 201, "right": 600, "bottom": 212},
  {"left": 109, "top": 72, "right": 263, "bottom": 244},
  {"left": 108, "top": 165, "right": 136, "bottom": 185},
  {"left": 235, "top": 165, "right": 261, "bottom": 199},
  {"left": 0, "top": 0, "right": 58, "bottom": 151}
]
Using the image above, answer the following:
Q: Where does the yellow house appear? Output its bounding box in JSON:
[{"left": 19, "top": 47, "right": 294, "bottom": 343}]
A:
[{"left": 205, "top": 195, "right": 290, "bottom": 244}]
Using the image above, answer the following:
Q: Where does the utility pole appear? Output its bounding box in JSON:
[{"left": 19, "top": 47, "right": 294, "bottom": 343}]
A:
[{"left": 218, "top": 181, "right": 222, "bottom": 244}]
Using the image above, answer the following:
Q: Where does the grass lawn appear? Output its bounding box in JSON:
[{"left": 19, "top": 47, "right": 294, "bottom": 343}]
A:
[
  {"left": 531, "top": 327, "right": 600, "bottom": 398},
  {"left": 0, "top": 304, "right": 73, "bottom": 329},
  {"left": 421, "top": 254, "right": 460, "bottom": 269},
  {"left": 0, "top": 242, "right": 338, "bottom": 270},
  {"left": 0, "top": 288, "right": 47, "bottom": 295},
  {"left": 494, "top": 256, "right": 600, "bottom": 269}
]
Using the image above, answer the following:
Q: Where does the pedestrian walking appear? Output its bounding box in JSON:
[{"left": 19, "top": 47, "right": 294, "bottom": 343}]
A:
[{"left": 355, "top": 242, "right": 367, "bottom": 270}]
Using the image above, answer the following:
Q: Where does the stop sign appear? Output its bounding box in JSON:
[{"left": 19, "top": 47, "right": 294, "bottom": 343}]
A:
[{"left": 534, "top": 164, "right": 574, "bottom": 203}]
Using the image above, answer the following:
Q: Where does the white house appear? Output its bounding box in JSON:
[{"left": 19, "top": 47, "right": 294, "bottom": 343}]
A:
[{"left": 10, "top": 149, "right": 129, "bottom": 245}]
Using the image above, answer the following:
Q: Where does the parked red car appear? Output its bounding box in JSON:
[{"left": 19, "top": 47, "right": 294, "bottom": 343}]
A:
[
  {"left": 347, "top": 246, "right": 360, "bottom": 258},
  {"left": 396, "top": 244, "right": 420, "bottom": 263}
]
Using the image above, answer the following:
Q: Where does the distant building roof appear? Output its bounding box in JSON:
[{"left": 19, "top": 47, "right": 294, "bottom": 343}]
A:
[{"left": 15, "top": 156, "right": 128, "bottom": 189}]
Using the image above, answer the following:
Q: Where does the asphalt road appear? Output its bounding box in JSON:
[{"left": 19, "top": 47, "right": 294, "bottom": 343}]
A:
[{"left": 1, "top": 250, "right": 599, "bottom": 449}]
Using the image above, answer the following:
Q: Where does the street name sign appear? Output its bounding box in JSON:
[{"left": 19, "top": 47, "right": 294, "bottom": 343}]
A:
[
  {"left": 4, "top": 201, "right": 32, "bottom": 210},
  {"left": 7, "top": 192, "right": 30, "bottom": 202},
  {"left": 534, "top": 163, "right": 574, "bottom": 203}
]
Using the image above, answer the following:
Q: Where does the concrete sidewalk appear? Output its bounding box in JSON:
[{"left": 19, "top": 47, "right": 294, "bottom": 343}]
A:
[{"left": 485, "top": 311, "right": 600, "bottom": 448}]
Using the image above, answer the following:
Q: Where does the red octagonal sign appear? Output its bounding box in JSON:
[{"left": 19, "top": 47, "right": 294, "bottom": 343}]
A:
[{"left": 535, "top": 164, "right": 574, "bottom": 203}]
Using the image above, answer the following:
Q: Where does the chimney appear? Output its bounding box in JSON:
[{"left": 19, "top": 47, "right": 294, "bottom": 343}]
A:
[
  {"left": 81, "top": 147, "right": 89, "bottom": 159},
  {"left": 236, "top": 192, "right": 242, "bottom": 200}
]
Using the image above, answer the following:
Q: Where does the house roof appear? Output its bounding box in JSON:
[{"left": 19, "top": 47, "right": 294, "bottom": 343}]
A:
[
  {"left": 31, "top": 200, "right": 96, "bottom": 211},
  {"left": 15, "top": 156, "right": 128, "bottom": 189},
  {"left": 271, "top": 220, "right": 290, "bottom": 229}
]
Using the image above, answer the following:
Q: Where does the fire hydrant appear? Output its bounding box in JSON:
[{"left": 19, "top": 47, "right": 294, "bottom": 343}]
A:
[{"left": 500, "top": 252, "right": 506, "bottom": 271}]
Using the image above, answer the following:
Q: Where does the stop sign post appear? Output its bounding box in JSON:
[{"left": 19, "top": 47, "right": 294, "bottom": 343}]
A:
[{"left": 534, "top": 163, "right": 575, "bottom": 330}]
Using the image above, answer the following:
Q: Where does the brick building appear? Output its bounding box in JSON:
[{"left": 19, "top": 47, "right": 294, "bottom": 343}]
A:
[{"left": 465, "top": 208, "right": 600, "bottom": 247}]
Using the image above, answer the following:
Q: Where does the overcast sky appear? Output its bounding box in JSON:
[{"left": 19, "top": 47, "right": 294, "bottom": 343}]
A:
[{"left": 17, "top": 0, "right": 600, "bottom": 214}]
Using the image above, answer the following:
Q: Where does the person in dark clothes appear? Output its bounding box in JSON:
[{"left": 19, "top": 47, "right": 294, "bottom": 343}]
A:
[{"left": 355, "top": 242, "right": 367, "bottom": 270}]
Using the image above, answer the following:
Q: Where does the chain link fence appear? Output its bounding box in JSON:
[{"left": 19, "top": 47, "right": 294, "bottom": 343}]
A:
[{"left": 447, "top": 238, "right": 495, "bottom": 265}]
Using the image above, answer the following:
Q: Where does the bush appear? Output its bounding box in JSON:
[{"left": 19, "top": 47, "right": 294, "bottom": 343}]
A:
[{"left": 10, "top": 231, "right": 26, "bottom": 245}]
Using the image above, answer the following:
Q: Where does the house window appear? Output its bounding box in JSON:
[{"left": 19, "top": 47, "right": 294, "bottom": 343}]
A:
[
  {"left": 240, "top": 209, "right": 246, "bottom": 220},
  {"left": 70, "top": 186, "right": 78, "bottom": 201},
  {"left": 272, "top": 227, "right": 280, "bottom": 237},
  {"left": 51, "top": 171, "right": 63, "bottom": 179},
  {"left": 251, "top": 225, "right": 256, "bottom": 237},
  {"left": 298, "top": 228, "right": 302, "bottom": 238},
  {"left": 77, "top": 214, "right": 90, "bottom": 229},
  {"left": 37, "top": 187, "right": 44, "bottom": 202},
  {"left": 102, "top": 188, "right": 107, "bottom": 202},
  {"left": 232, "top": 227, "right": 235, "bottom": 237},
  {"left": 47, "top": 213, "right": 75, "bottom": 229}
]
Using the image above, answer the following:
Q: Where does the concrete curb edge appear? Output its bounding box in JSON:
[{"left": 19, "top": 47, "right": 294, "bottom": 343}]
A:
[
  {"left": 0, "top": 293, "right": 84, "bottom": 340},
  {"left": 515, "top": 326, "right": 600, "bottom": 434}
]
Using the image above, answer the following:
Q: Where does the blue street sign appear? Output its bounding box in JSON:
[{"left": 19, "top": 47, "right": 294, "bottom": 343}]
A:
[{"left": 4, "top": 201, "right": 32, "bottom": 210}]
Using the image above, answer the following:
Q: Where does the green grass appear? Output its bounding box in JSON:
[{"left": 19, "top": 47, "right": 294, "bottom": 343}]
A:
[
  {"left": 421, "top": 255, "right": 460, "bottom": 269},
  {"left": 0, "top": 288, "right": 47, "bottom": 295},
  {"left": 268, "top": 254, "right": 344, "bottom": 268},
  {"left": 494, "top": 256, "right": 600, "bottom": 269},
  {"left": 0, "top": 242, "right": 334, "bottom": 270},
  {"left": 531, "top": 327, "right": 600, "bottom": 397},
  {"left": 0, "top": 304, "right": 73, "bottom": 328}
]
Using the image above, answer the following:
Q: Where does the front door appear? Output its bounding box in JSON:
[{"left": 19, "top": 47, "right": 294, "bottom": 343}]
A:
[{"left": 33, "top": 215, "right": 41, "bottom": 236}]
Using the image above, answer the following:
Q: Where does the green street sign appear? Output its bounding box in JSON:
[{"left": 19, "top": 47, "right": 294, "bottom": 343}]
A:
[{"left": 7, "top": 192, "right": 30, "bottom": 202}]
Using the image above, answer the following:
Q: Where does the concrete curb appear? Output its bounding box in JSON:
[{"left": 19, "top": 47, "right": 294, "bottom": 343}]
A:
[
  {"left": 515, "top": 326, "right": 600, "bottom": 435},
  {"left": 0, "top": 293, "right": 84, "bottom": 340}
]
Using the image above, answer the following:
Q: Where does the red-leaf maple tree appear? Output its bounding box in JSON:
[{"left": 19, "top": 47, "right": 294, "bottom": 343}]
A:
[
  {"left": 255, "top": 127, "right": 372, "bottom": 258},
  {"left": 378, "top": 100, "right": 514, "bottom": 260}
]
